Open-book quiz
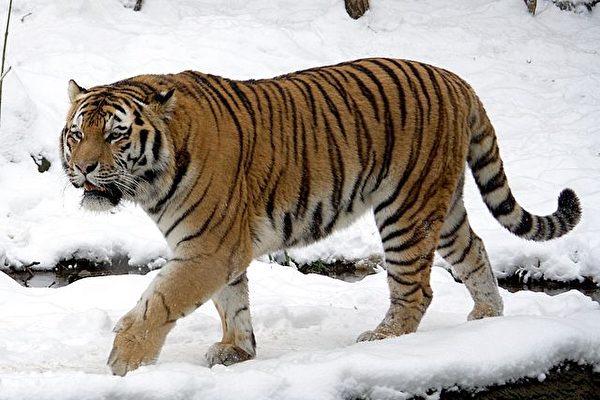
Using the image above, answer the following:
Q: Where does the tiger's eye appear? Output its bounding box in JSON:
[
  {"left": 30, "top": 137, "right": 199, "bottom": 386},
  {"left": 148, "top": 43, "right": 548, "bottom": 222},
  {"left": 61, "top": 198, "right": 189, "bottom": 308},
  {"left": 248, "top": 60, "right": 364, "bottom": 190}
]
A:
[{"left": 107, "top": 131, "right": 122, "bottom": 142}]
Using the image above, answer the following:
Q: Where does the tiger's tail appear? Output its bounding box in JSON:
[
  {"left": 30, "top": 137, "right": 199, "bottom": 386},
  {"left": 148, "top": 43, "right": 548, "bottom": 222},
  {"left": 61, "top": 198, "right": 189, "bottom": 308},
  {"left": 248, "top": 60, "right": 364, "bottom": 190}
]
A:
[{"left": 467, "top": 98, "right": 581, "bottom": 241}]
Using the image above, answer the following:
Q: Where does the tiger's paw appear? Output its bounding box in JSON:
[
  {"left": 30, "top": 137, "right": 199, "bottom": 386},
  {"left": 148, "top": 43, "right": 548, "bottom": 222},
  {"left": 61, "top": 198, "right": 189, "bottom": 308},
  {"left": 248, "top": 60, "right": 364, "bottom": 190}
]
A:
[
  {"left": 206, "top": 342, "right": 254, "bottom": 367},
  {"left": 468, "top": 302, "right": 503, "bottom": 321},
  {"left": 107, "top": 313, "right": 168, "bottom": 376},
  {"left": 356, "top": 330, "right": 389, "bottom": 342}
]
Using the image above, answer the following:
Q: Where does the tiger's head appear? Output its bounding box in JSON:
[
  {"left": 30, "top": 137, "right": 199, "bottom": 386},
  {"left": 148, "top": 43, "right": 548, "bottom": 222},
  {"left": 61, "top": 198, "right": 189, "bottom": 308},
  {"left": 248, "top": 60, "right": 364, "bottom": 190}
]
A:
[{"left": 60, "top": 79, "right": 176, "bottom": 211}]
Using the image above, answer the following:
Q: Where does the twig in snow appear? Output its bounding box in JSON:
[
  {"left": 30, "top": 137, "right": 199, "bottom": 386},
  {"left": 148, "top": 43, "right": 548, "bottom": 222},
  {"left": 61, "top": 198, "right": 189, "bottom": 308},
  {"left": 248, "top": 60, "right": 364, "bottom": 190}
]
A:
[
  {"left": 20, "top": 12, "right": 32, "bottom": 23},
  {"left": 134, "top": 0, "right": 144, "bottom": 11}
]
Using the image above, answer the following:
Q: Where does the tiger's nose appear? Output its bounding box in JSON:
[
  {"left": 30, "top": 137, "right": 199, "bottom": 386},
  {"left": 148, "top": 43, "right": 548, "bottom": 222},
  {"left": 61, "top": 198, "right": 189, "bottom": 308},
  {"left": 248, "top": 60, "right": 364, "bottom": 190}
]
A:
[{"left": 76, "top": 161, "right": 99, "bottom": 175}]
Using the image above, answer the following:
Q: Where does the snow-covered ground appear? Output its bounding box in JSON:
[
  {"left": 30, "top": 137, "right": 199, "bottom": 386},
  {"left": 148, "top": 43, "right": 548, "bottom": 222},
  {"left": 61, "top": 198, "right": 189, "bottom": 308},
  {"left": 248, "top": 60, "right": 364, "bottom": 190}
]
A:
[
  {"left": 0, "top": 262, "right": 599, "bottom": 399},
  {"left": 0, "top": 0, "right": 599, "bottom": 397},
  {"left": 1, "top": 0, "right": 599, "bottom": 283}
]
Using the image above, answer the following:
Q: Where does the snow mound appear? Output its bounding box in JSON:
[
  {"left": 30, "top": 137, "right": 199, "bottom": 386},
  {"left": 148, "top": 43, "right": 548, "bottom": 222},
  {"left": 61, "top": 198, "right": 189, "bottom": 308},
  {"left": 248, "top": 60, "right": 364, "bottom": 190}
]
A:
[
  {"left": 0, "top": 263, "right": 598, "bottom": 399},
  {"left": 1, "top": 0, "right": 598, "bottom": 282}
]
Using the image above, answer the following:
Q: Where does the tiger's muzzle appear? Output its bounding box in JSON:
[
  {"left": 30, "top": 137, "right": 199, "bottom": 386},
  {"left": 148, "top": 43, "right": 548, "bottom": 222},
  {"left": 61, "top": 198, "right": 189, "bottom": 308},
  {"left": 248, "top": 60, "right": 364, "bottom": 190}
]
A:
[{"left": 81, "top": 180, "right": 123, "bottom": 211}]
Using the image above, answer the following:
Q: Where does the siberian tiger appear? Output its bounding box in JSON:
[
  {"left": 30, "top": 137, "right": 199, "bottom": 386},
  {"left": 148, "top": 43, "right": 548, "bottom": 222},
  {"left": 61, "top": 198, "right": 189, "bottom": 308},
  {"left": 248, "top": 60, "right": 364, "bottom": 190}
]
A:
[{"left": 61, "top": 58, "right": 581, "bottom": 376}]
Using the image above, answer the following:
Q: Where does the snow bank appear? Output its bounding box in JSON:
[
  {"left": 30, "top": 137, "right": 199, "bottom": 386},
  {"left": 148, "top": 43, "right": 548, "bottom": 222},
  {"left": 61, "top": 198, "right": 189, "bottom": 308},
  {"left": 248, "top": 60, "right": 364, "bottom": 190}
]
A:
[
  {"left": 0, "top": 263, "right": 598, "bottom": 399},
  {"left": 0, "top": 0, "right": 598, "bottom": 283}
]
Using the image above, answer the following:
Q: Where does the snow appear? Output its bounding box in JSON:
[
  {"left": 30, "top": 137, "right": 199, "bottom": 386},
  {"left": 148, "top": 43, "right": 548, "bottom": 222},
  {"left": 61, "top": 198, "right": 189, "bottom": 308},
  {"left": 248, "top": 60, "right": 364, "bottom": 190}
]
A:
[
  {"left": 1, "top": 0, "right": 599, "bottom": 283},
  {"left": 0, "top": 0, "right": 599, "bottom": 397},
  {"left": 0, "top": 263, "right": 598, "bottom": 399}
]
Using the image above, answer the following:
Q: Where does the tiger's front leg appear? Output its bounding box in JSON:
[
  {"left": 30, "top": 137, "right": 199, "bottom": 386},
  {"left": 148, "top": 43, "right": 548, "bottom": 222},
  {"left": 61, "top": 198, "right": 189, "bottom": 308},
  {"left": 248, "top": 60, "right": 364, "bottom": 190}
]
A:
[
  {"left": 108, "top": 248, "right": 251, "bottom": 376},
  {"left": 206, "top": 272, "right": 256, "bottom": 367}
]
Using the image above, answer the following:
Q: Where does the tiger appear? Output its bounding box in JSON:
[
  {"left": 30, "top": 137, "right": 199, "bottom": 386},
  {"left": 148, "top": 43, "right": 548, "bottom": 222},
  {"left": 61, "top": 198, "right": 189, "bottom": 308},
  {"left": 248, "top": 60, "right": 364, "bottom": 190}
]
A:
[{"left": 60, "top": 58, "right": 581, "bottom": 376}]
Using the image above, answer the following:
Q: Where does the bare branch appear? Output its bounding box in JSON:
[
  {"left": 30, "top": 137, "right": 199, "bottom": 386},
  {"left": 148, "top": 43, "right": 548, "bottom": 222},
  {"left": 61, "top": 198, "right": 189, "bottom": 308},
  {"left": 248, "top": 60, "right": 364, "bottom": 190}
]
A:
[
  {"left": 0, "top": 65, "right": 11, "bottom": 82},
  {"left": 0, "top": 0, "right": 14, "bottom": 127}
]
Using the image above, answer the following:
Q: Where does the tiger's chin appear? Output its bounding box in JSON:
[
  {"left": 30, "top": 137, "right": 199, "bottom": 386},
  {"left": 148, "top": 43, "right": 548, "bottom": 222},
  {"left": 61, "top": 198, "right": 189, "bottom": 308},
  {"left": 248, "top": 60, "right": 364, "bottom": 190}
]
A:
[{"left": 81, "top": 183, "right": 123, "bottom": 212}]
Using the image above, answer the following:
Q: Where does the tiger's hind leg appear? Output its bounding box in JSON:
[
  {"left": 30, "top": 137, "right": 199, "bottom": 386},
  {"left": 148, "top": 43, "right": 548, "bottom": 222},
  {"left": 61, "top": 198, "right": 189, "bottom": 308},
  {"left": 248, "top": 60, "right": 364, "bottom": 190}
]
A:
[
  {"left": 206, "top": 272, "right": 256, "bottom": 367},
  {"left": 436, "top": 187, "right": 503, "bottom": 320},
  {"left": 357, "top": 204, "right": 447, "bottom": 342}
]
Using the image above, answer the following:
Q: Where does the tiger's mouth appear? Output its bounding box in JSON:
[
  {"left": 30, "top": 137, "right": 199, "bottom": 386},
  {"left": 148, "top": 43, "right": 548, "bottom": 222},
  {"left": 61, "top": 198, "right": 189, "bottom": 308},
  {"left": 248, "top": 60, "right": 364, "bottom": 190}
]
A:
[{"left": 81, "top": 180, "right": 123, "bottom": 210}]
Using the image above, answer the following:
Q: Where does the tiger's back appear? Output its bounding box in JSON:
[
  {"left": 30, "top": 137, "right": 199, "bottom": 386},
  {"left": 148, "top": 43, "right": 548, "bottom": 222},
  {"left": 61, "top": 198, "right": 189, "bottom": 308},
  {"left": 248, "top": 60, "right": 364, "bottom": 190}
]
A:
[
  {"left": 61, "top": 58, "right": 581, "bottom": 376},
  {"left": 152, "top": 59, "right": 475, "bottom": 255}
]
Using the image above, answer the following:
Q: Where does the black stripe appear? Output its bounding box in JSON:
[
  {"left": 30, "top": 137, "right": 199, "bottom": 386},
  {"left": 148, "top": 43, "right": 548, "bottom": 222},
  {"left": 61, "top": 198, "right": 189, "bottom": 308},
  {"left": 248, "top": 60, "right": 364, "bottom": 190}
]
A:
[
  {"left": 182, "top": 72, "right": 222, "bottom": 119},
  {"left": 289, "top": 79, "right": 316, "bottom": 127},
  {"left": 260, "top": 84, "right": 277, "bottom": 157},
  {"left": 387, "top": 271, "right": 416, "bottom": 286},
  {"left": 229, "top": 274, "right": 245, "bottom": 286},
  {"left": 380, "top": 221, "right": 417, "bottom": 244},
  {"left": 386, "top": 253, "right": 427, "bottom": 267},
  {"left": 233, "top": 306, "right": 249, "bottom": 320},
  {"left": 303, "top": 74, "right": 348, "bottom": 141},
  {"left": 176, "top": 204, "right": 217, "bottom": 246},
  {"left": 381, "top": 210, "right": 440, "bottom": 254},
  {"left": 440, "top": 212, "right": 467, "bottom": 240},
  {"left": 353, "top": 102, "right": 375, "bottom": 197},
  {"left": 112, "top": 103, "right": 127, "bottom": 115},
  {"left": 350, "top": 63, "right": 394, "bottom": 188},
  {"left": 381, "top": 128, "right": 445, "bottom": 226},
  {"left": 270, "top": 80, "right": 297, "bottom": 158},
  {"left": 556, "top": 211, "right": 568, "bottom": 236},
  {"left": 323, "top": 113, "right": 345, "bottom": 211},
  {"left": 546, "top": 217, "right": 556, "bottom": 239},
  {"left": 283, "top": 212, "right": 293, "bottom": 244},
  {"left": 323, "top": 209, "right": 341, "bottom": 236},
  {"left": 372, "top": 62, "right": 425, "bottom": 216},
  {"left": 139, "top": 129, "right": 149, "bottom": 154},
  {"left": 390, "top": 297, "right": 411, "bottom": 306},
  {"left": 404, "top": 62, "right": 431, "bottom": 120},
  {"left": 151, "top": 130, "right": 162, "bottom": 161},
  {"left": 345, "top": 174, "right": 362, "bottom": 214},
  {"left": 265, "top": 173, "right": 282, "bottom": 227},
  {"left": 448, "top": 234, "right": 473, "bottom": 265},
  {"left": 365, "top": 59, "right": 408, "bottom": 128},
  {"left": 513, "top": 211, "right": 533, "bottom": 236},
  {"left": 399, "top": 283, "right": 423, "bottom": 297},
  {"left": 530, "top": 216, "right": 546, "bottom": 241},
  {"left": 164, "top": 179, "right": 211, "bottom": 238},
  {"left": 470, "top": 142, "right": 498, "bottom": 173},
  {"left": 296, "top": 156, "right": 310, "bottom": 219},
  {"left": 360, "top": 150, "right": 379, "bottom": 197},
  {"left": 310, "top": 202, "right": 323, "bottom": 239},
  {"left": 340, "top": 69, "right": 380, "bottom": 122},
  {"left": 193, "top": 75, "right": 247, "bottom": 210},
  {"left": 113, "top": 80, "right": 155, "bottom": 97},
  {"left": 491, "top": 195, "right": 516, "bottom": 218},
  {"left": 309, "top": 69, "right": 353, "bottom": 111},
  {"left": 385, "top": 233, "right": 424, "bottom": 254},
  {"left": 133, "top": 110, "right": 145, "bottom": 126},
  {"left": 288, "top": 79, "right": 317, "bottom": 155},
  {"left": 479, "top": 169, "right": 507, "bottom": 195},
  {"left": 436, "top": 235, "right": 458, "bottom": 251},
  {"left": 142, "top": 299, "right": 149, "bottom": 320},
  {"left": 177, "top": 158, "right": 211, "bottom": 208},
  {"left": 156, "top": 291, "right": 173, "bottom": 321},
  {"left": 460, "top": 261, "right": 485, "bottom": 282},
  {"left": 149, "top": 149, "right": 190, "bottom": 214},
  {"left": 224, "top": 79, "right": 259, "bottom": 172}
]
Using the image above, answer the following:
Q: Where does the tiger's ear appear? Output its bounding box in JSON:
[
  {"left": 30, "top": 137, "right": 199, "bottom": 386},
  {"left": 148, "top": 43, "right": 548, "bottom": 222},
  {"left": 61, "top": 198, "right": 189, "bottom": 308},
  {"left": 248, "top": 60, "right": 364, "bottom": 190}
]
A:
[
  {"left": 68, "top": 79, "right": 86, "bottom": 103},
  {"left": 150, "top": 88, "right": 176, "bottom": 116}
]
